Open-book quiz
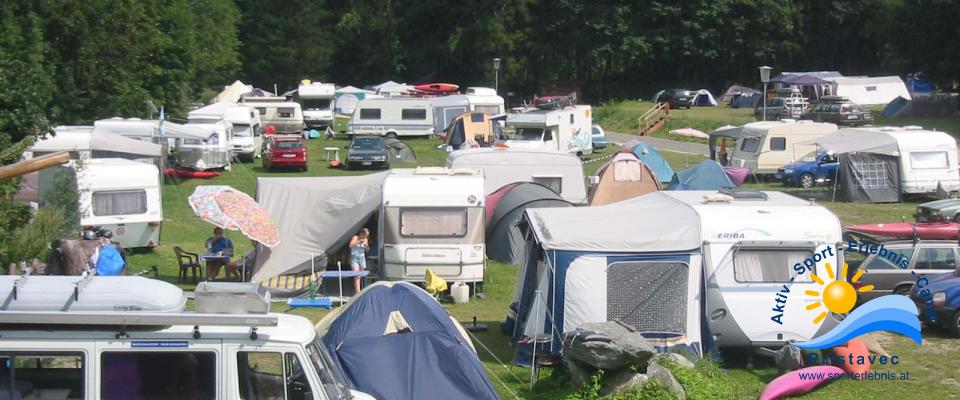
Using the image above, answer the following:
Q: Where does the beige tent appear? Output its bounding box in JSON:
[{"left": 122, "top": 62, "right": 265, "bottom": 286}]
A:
[
  {"left": 589, "top": 150, "right": 661, "bottom": 206},
  {"left": 212, "top": 80, "right": 254, "bottom": 103}
]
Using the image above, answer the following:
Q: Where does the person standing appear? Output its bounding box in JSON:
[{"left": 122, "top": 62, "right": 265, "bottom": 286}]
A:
[{"left": 348, "top": 228, "right": 370, "bottom": 294}]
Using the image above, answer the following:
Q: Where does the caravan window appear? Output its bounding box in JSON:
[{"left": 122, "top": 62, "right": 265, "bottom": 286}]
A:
[
  {"left": 470, "top": 113, "right": 485, "bottom": 122},
  {"left": 769, "top": 137, "right": 786, "bottom": 151},
  {"left": 237, "top": 352, "right": 312, "bottom": 400},
  {"left": 739, "top": 137, "right": 761, "bottom": 152},
  {"left": 733, "top": 248, "right": 814, "bottom": 283},
  {"left": 93, "top": 190, "right": 148, "bottom": 216},
  {"left": 400, "top": 208, "right": 468, "bottom": 237},
  {"left": 909, "top": 151, "right": 949, "bottom": 170},
  {"left": 359, "top": 108, "right": 381, "bottom": 120},
  {"left": 101, "top": 351, "right": 215, "bottom": 399},
  {"left": 278, "top": 108, "right": 295, "bottom": 118},
  {"left": 533, "top": 176, "right": 562, "bottom": 194},
  {"left": 401, "top": 109, "right": 427, "bottom": 120},
  {"left": 0, "top": 353, "right": 85, "bottom": 398}
]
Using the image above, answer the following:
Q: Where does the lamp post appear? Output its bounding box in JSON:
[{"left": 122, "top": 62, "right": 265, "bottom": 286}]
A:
[
  {"left": 493, "top": 57, "right": 502, "bottom": 93},
  {"left": 759, "top": 66, "right": 772, "bottom": 121}
]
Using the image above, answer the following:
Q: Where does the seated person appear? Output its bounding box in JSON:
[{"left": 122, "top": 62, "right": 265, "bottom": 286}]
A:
[{"left": 205, "top": 227, "right": 238, "bottom": 280}]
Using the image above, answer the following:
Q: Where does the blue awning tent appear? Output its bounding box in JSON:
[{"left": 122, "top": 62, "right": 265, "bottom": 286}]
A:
[
  {"left": 668, "top": 160, "right": 734, "bottom": 190},
  {"left": 318, "top": 282, "right": 499, "bottom": 400},
  {"left": 630, "top": 142, "right": 674, "bottom": 183}
]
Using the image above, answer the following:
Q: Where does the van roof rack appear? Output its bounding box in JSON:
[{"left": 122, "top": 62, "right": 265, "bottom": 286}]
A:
[{"left": 0, "top": 311, "right": 277, "bottom": 328}]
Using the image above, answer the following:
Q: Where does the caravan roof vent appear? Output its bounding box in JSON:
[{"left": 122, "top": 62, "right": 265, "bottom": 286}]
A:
[
  {"left": 194, "top": 282, "right": 271, "bottom": 314},
  {"left": 779, "top": 118, "right": 796, "bottom": 123},
  {"left": 902, "top": 125, "right": 924, "bottom": 130},
  {"left": 718, "top": 188, "right": 768, "bottom": 201}
]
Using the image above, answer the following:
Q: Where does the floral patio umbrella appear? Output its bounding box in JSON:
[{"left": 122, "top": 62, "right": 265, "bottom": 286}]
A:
[{"left": 188, "top": 185, "right": 280, "bottom": 247}]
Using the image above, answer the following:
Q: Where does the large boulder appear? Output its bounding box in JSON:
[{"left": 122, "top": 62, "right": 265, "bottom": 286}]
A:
[
  {"left": 563, "top": 321, "right": 657, "bottom": 370},
  {"left": 563, "top": 358, "right": 595, "bottom": 390},
  {"left": 647, "top": 360, "right": 685, "bottom": 399},
  {"left": 658, "top": 352, "right": 695, "bottom": 370},
  {"left": 600, "top": 369, "right": 648, "bottom": 397}
]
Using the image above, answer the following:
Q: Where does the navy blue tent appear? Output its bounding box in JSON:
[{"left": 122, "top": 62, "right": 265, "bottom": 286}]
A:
[
  {"left": 319, "top": 282, "right": 500, "bottom": 400},
  {"left": 668, "top": 160, "right": 734, "bottom": 190}
]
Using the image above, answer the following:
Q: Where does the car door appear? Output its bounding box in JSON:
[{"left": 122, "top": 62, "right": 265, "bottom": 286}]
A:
[
  {"left": 816, "top": 153, "right": 839, "bottom": 181},
  {"left": 857, "top": 247, "right": 915, "bottom": 301}
]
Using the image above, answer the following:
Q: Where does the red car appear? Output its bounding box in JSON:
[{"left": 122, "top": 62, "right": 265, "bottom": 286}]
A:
[{"left": 263, "top": 136, "right": 307, "bottom": 171}]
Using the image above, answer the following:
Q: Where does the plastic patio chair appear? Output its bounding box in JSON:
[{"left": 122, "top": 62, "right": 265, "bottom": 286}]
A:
[{"left": 174, "top": 246, "right": 201, "bottom": 284}]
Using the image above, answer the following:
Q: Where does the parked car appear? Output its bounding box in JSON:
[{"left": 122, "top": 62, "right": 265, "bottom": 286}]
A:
[
  {"left": 776, "top": 150, "right": 838, "bottom": 188},
  {"left": 849, "top": 240, "right": 959, "bottom": 305},
  {"left": 654, "top": 89, "right": 693, "bottom": 109},
  {"left": 346, "top": 135, "right": 389, "bottom": 170},
  {"left": 910, "top": 269, "right": 960, "bottom": 337},
  {"left": 754, "top": 96, "right": 809, "bottom": 120},
  {"left": 591, "top": 124, "right": 607, "bottom": 150},
  {"left": 916, "top": 199, "right": 960, "bottom": 222},
  {"left": 263, "top": 136, "right": 307, "bottom": 171},
  {"left": 802, "top": 96, "right": 872, "bottom": 126}
]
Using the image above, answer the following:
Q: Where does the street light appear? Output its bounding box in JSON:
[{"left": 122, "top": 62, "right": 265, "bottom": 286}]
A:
[
  {"left": 492, "top": 57, "right": 502, "bottom": 93},
  {"left": 759, "top": 66, "right": 772, "bottom": 121}
]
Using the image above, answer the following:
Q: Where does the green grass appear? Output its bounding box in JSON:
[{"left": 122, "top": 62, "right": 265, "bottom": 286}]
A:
[
  {"left": 123, "top": 128, "right": 960, "bottom": 399},
  {"left": 594, "top": 100, "right": 754, "bottom": 143}
]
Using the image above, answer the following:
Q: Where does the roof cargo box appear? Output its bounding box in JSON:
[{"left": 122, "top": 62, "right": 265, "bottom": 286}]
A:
[{"left": 0, "top": 275, "right": 186, "bottom": 313}]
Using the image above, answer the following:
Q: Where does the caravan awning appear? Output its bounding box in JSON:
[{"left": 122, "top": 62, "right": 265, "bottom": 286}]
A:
[
  {"left": 161, "top": 122, "right": 215, "bottom": 141},
  {"left": 34, "top": 127, "right": 163, "bottom": 157},
  {"left": 798, "top": 128, "right": 899, "bottom": 156}
]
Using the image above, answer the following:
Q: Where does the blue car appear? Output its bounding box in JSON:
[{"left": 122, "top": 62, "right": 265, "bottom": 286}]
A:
[
  {"left": 776, "top": 150, "right": 838, "bottom": 188},
  {"left": 910, "top": 270, "right": 960, "bottom": 337},
  {"left": 591, "top": 125, "right": 607, "bottom": 150}
]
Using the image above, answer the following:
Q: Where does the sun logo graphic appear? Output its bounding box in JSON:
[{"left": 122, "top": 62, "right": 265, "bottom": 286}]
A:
[{"left": 803, "top": 262, "right": 874, "bottom": 324}]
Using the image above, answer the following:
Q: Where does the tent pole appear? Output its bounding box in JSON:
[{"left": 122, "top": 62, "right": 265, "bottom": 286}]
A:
[
  {"left": 530, "top": 289, "right": 542, "bottom": 391},
  {"left": 337, "top": 261, "right": 343, "bottom": 303},
  {"left": 832, "top": 154, "right": 840, "bottom": 202}
]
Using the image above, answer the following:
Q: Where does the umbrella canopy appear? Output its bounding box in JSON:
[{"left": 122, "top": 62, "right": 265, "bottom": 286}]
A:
[
  {"left": 782, "top": 74, "right": 829, "bottom": 86},
  {"left": 189, "top": 186, "right": 280, "bottom": 247}
]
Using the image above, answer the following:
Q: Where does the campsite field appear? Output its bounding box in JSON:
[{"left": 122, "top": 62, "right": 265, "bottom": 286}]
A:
[{"left": 130, "top": 105, "right": 960, "bottom": 399}]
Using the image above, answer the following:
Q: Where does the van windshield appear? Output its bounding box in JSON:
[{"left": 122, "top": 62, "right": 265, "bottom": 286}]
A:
[
  {"left": 307, "top": 340, "right": 351, "bottom": 400},
  {"left": 302, "top": 99, "right": 332, "bottom": 111},
  {"left": 510, "top": 127, "right": 545, "bottom": 141},
  {"left": 233, "top": 125, "right": 253, "bottom": 137}
]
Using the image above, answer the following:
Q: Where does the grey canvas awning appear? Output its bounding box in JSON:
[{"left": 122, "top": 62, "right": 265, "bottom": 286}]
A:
[
  {"left": 33, "top": 127, "right": 163, "bottom": 157},
  {"left": 798, "top": 128, "right": 900, "bottom": 156}
]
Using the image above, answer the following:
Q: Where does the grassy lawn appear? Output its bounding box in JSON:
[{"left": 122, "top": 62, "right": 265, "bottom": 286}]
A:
[
  {"left": 594, "top": 100, "right": 755, "bottom": 143},
  {"left": 126, "top": 121, "right": 960, "bottom": 399}
]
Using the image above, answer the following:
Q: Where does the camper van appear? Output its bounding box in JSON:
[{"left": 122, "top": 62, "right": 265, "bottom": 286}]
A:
[
  {"left": 241, "top": 96, "right": 305, "bottom": 134},
  {"left": 188, "top": 103, "right": 263, "bottom": 162},
  {"left": 504, "top": 105, "right": 593, "bottom": 156},
  {"left": 298, "top": 81, "right": 336, "bottom": 129},
  {"left": 511, "top": 190, "right": 842, "bottom": 361},
  {"left": 709, "top": 120, "right": 838, "bottom": 174},
  {"left": 446, "top": 148, "right": 588, "bottom": 204},
  {"left": 432, "top": 91, "right": 506, "bottom": 133},
  {"left": 42, "top": 158, "right": 163, "bottom": 249},
  {"left": 181, "top": 121, "right": 234, "bottom": 170},
  {"left": 0, "top": 276, "right": 374, "bottom": 400},
  {"left": 349, "top": 98, "right": 435, "bottom": 137},
  {"left": 379, "top": 168, "right": 485, "bottom": 283}
]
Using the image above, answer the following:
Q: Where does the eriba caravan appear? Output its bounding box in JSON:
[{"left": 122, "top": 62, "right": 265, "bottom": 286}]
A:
[
  {"left": 349, "top": 98, "right": 435, "bottom": 137},
  {"left": 0, "top": 276, "right": 374, "bottom": 400},
  {"left": 504, "top": 105, "right": 593, "bottom": 156},
  {"left": 188, "top": 102, "right": 263, "bottom": 162},
  {"left": 379, "top": 168, "right": 485, "bottom": 283}
]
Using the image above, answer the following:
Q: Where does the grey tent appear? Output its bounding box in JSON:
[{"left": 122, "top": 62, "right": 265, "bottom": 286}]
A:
[
  {"left": 486, "top": 182, "right": 572, "bottom": 264},
  {"left": 800, "top": 129, "right": 901, "bottom": 203},
  {"left": 383, "top": 138, "right": 416, "bottom": 162},
  {"left": 253, "top": 172, "right": 389, "bottom": 294}
]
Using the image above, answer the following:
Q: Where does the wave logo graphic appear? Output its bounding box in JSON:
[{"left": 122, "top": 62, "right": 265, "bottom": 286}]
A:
[{"left": 794, "top": 295, "right": 922, "bottom": 350}]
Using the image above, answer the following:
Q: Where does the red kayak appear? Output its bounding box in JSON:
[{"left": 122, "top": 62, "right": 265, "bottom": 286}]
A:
[
  {"left": 846, "top": 222, "right": 960, "bottom": 240},
  {"left": 414, "top": 83, "right": 459, "bottom": 93},
  {"left": 164, "top": 168, "right": 220, "bottom": 179}
]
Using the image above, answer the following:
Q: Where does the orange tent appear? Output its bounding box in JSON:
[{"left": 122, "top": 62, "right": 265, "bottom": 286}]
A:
[{"left": 589, "top": 150, "right": 661, "bottom": 206}]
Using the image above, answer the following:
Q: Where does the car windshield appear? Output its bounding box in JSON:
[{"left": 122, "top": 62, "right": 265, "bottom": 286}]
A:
[
  {"left": 302, "top": 99, "right": 332, "bottom": 110},
  {"left": 275, "top": 140, "right": 302, "bottom": 149},
  {"left": 233, "top": 125, "right": 252, "bottom": 137},
  {"left": 510, "top": 127, "right": 544, "bottom": 141},
  {"left": 352, "top": 137, "right": 383, "bottom": 149},
  {"left": 799, "top": 151, "right": 819, "bottom": 163}
]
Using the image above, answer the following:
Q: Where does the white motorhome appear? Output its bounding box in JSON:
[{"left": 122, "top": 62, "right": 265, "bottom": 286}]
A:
[
  {"left": 709, "top": 120, "right": 838, "bottom": 174},
  {"left": 504, "top": 105, "right": 593, "bottom": 156},
  {"left": 446, "top": 148, "right": 588, "bottom": 204},
  {"left": 379, "top": 168, "right": 485, "bottom": 283},
  {"left": 188, "top": 102, "right": 263, "bottom": 162},
  {"left": 349, "top": 98, "right": 435, "bottom": 137},
  {"left": 0, "top": 276, "right": 374, "bottom": 400},
  {"left": 298, "top": 81, "right": 336, "bottom": 129},
  {"left": 181, "top": 121, "right": 234, "bottom": 170},
  {"left": 241, "top": 96, "right": 305, "bottom": 134}
]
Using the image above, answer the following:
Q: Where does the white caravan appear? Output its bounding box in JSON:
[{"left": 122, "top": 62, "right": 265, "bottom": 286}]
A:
[
  {"left": 241, "top": 96, "right": 305, "bottom": 134},
  {"left": 379, "top": 168, "right": 485, "bottom": 283},
  {"left": 431, "top": 91, "right": 506, "bottom": 133},
  {"left": 298, "top": 81, "right": 336, "bottom": 129},
  {"left": 0, "top": 276, "right": 374, "bottom": 400},
  {"left": 446, "top": 148, "right": 588, "bottom": 204},
  {"left": 30, "top": 126, "right": 164, "bottom": 162},
  {"left": 188, "top": 102, "right": 263, "bottom": 162},
  {"left": 349, "top": 98, "right": 435, "bottom": 137},
  {"left": 709, "top": 120, "right": 838, "bottom": 174},
  {"left": 182, "top": 120, "right": 234, "bottom": 170},
  {"left": 504, "top": 105, "right": 593, "bottom": 156},
  {"left": 93, "top": 118, "right": 215, "bottom": 157}
]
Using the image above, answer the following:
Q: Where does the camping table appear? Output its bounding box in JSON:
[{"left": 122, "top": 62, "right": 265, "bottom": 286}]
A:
[
  {"left": 285, "top": 269, "right": 370, "bottom": 311},
  {"left": 200, "top": 252, "right": 231, "bottom": 281},
  {"left": 323, "top": 147, "right": 340, "bottom": 161}
]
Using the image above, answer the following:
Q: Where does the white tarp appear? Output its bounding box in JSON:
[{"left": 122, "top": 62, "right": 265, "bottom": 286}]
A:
[
  {"left": 798, "top": 128, "right": 900, "bottom": 156},
  {"left": 829, "top": 76, "right": 911, "bottom": 105},
  {"left": 213, "top": 80, "right": 254, "bottom": 103},
  {"left": 252, "top": 172, "right": 389, "bottom": 282},
  {"left": 33, "top": 127, "right": 163, "bottom": 157}
]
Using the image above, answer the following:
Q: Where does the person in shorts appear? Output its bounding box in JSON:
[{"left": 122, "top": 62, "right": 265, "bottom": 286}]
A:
[{"left": 348, "top": 228, "right": 370, "bottom": 294}]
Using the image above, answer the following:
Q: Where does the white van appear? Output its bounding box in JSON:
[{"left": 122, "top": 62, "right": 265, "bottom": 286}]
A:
[
  {"left": 710, "top": 120, "right": 838, "bottom": 174},
  {"left": 0, "top": 276, "right": 374, "bottom": 400},
  {"left": 181, "top": 121, "right": 234, "bottom": 170},
  {"left": 379, "top": 168, "right": 485, "bottom": 283},
  {"left": 299, "top": 81, "right": 336, "bottom": 129},
  {"left": 188, "top": 102, "right": 263, "bottom": 162},
  {"left": 349, "top": 98, "right": 434, "bottom": 137},
  {"left": 504, "top": 105, "right": 593, "bottom": 156},
  {"left": 446, "top": 147, "right": 588, "bottom": 204},
  {"left": 241, "top": 96, "right": 305, "bottom": 134}
]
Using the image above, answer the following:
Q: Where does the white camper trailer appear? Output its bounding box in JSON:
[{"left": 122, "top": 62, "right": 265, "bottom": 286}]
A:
[
  {"left": 709, "top": 120, "right": 838, "bottom": 174},
  {"left": 432, "top": 92, "right": 506, "bottom": 133},
  {"left": 298, "top": 81, "right": 336, "bottom": 129},
  {"left": 349, "top": 98, "right": 435, "bottom": 137},
  {"left": 181, "top": 121, "right": 234, "bottom": 170},
  {"left": 0, "top": 277, "right": 375, "bottom": 400},
  {"left": 446, "top": 148, "right": 588, "bottom": 204},
  {"left": 504, "top": 105, "right": 593, "bottom": 156},
  {"left": 241, "top": 96, "right": 305, "bottom": 134},
  {"left": 379, "top": 168, "right": 485, "bottom": 283},
  {"left": 29, "top": 126, "right": 164, "bottom": 162},
  {"left": 188, "top": 102, "right": 263, "bottom": 162}
]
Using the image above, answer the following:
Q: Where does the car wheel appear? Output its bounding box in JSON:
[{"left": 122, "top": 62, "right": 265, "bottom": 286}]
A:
[
  {"left": 301, "top": 165, "right": 308, "bottom": 172},
  {"left": 385, "top": 132, "right": 398, "bottom": 139},
  {"left": 950, "top": 310, "right": 960, "bottom": 338},
  {"left": 893, "top": 286, "right": 912, "bottom": 296},
  {"left": 799, "top": 173, "right": 815, "bottom": 189}
]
